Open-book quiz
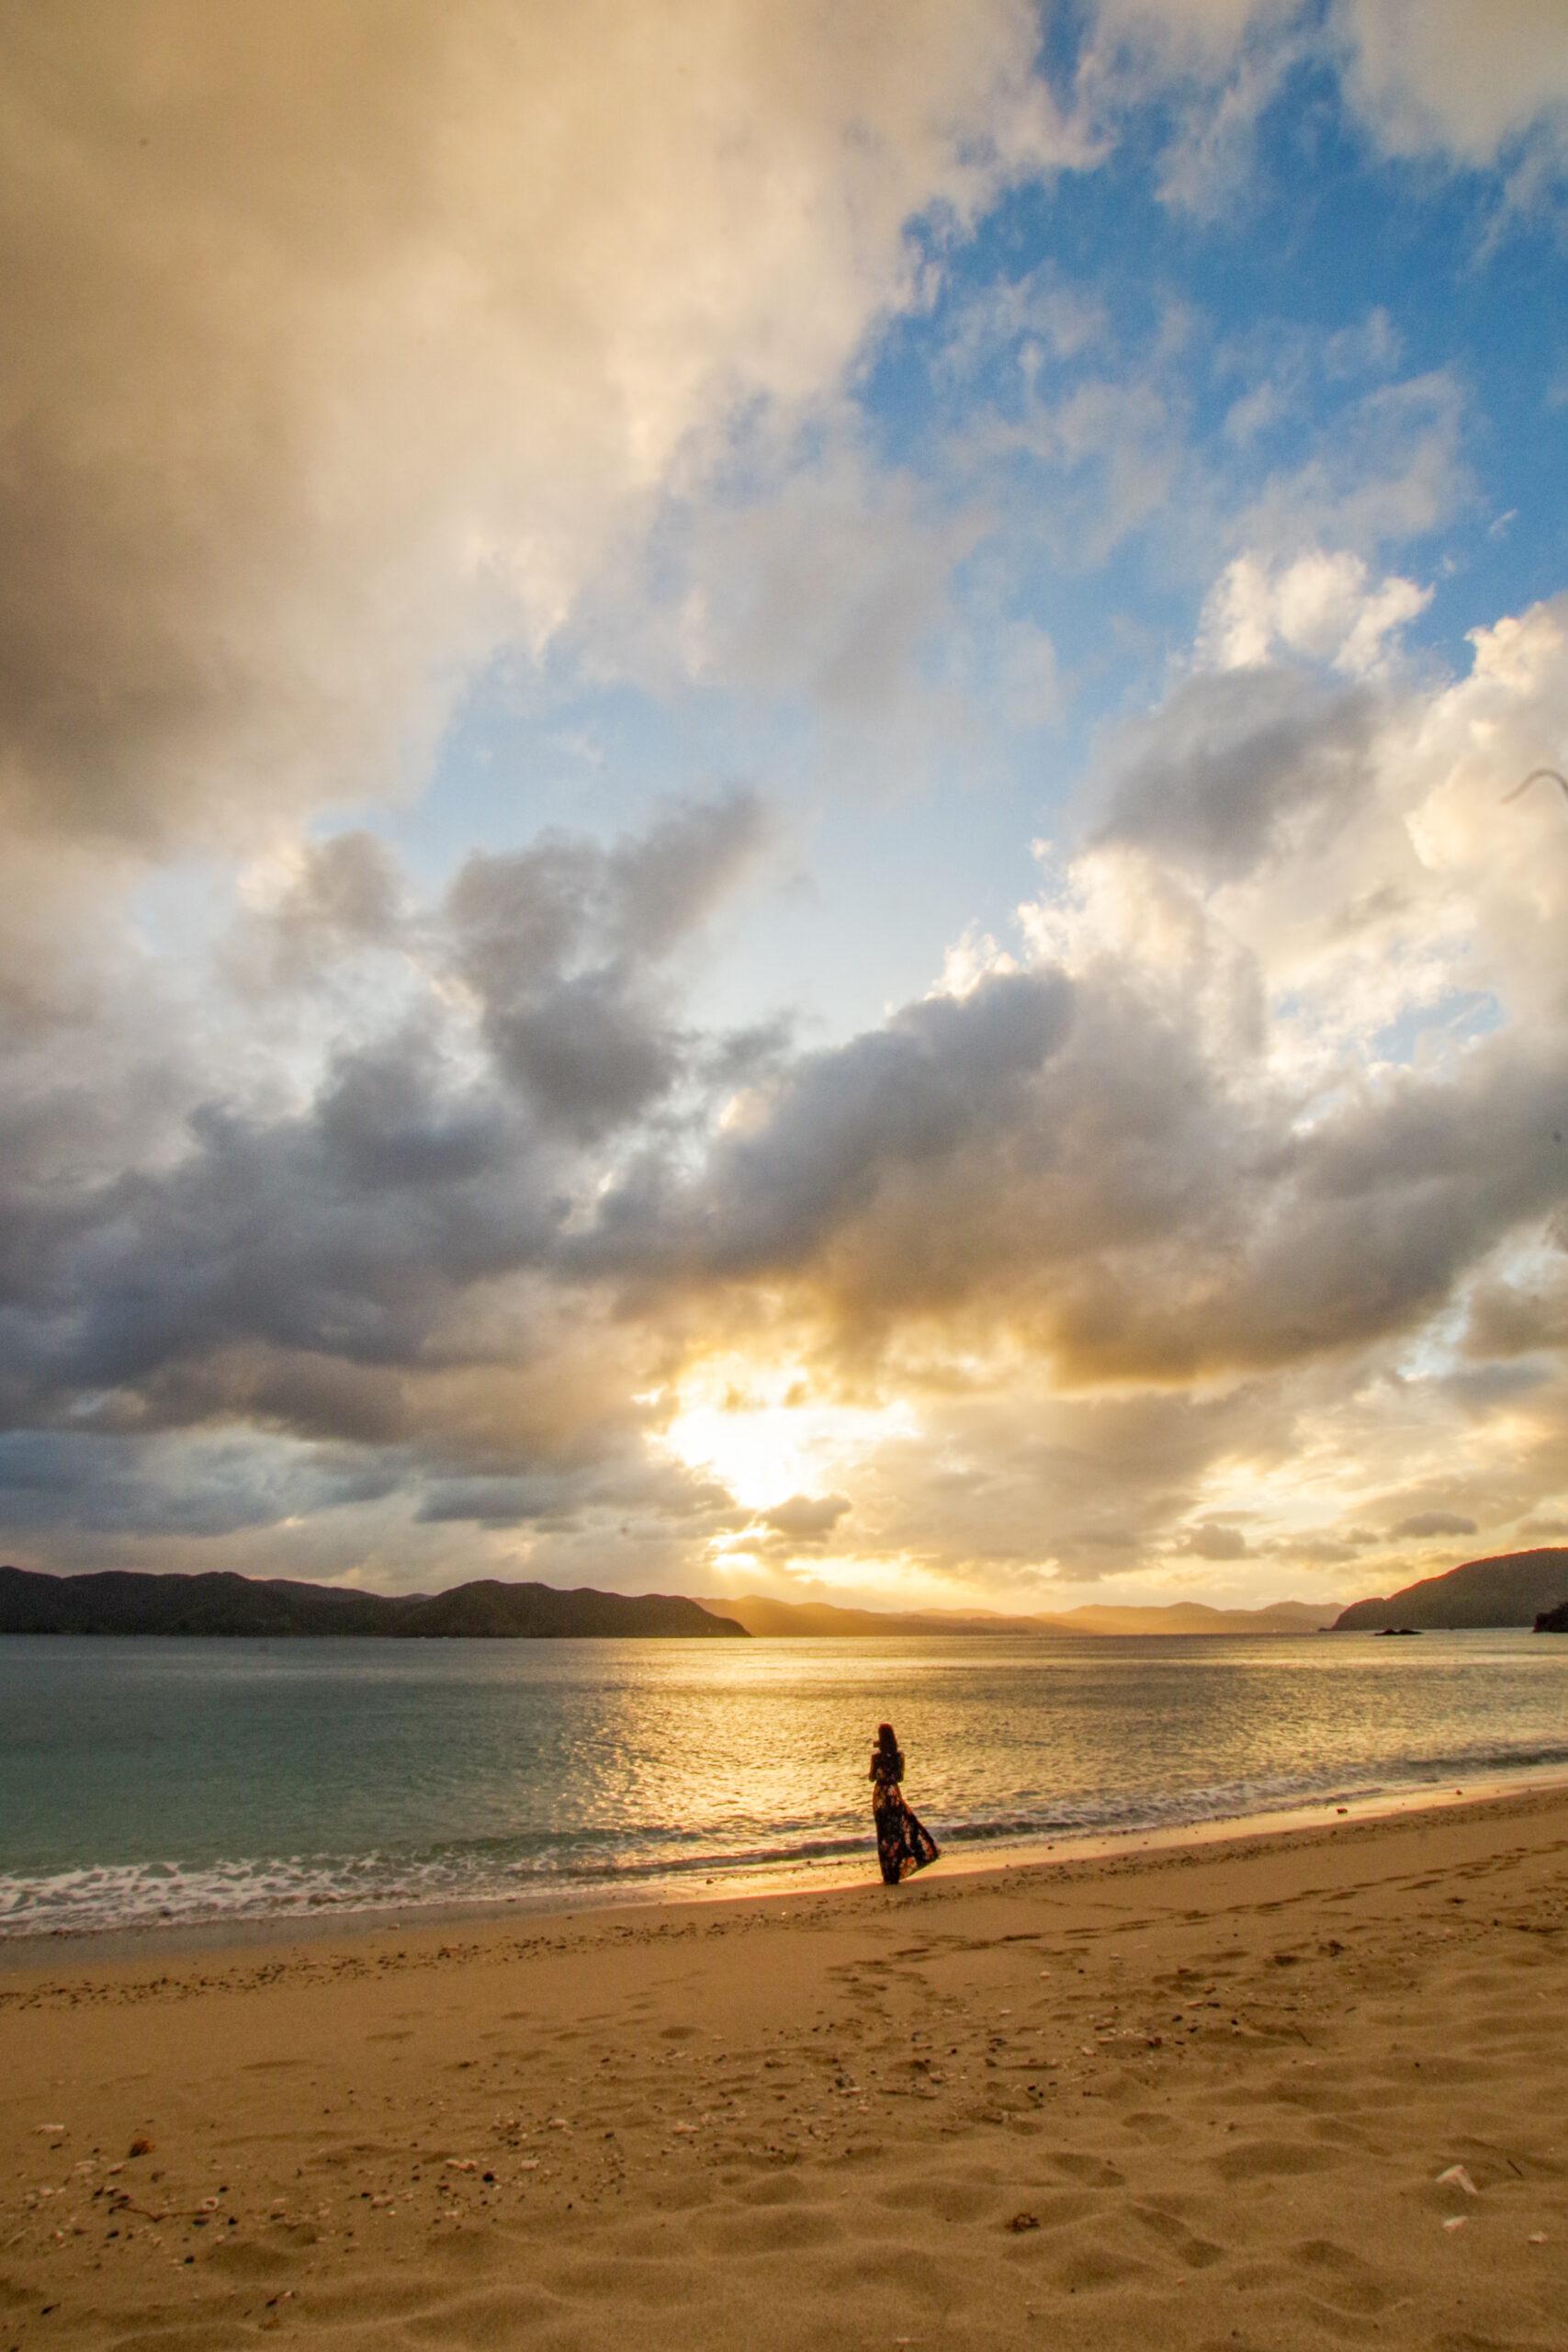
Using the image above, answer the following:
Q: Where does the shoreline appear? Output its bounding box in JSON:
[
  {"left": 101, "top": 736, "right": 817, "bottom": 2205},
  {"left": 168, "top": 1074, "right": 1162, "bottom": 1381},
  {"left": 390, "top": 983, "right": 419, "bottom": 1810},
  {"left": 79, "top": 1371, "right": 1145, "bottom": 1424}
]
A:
[
  {"left": 6, "top": 1759, "right": 1566, "bottom": 1979},
  {"left": 3, "top": 1779, "right": 1565, "bottom": 2351},
  {"left": 6, "top": 1781, "right": 1567, "bottom": 2351},
  {"left": 8, "top": 1621, "right": 1564, "bottom": 1966}
]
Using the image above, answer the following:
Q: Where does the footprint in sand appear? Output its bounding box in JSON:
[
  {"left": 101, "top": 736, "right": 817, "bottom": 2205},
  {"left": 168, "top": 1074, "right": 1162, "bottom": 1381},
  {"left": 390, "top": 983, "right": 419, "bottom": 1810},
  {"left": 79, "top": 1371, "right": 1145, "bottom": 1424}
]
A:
[{"left": 1214, "top": 2139, "right": 1343, "bottom": 2183}]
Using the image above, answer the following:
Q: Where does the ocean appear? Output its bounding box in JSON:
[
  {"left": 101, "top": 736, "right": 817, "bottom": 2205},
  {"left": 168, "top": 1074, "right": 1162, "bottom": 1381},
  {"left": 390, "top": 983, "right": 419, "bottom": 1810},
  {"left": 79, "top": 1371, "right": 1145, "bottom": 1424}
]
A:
[{"left": 2, "top": 1629, "right": 1565, "bottom": 1942}]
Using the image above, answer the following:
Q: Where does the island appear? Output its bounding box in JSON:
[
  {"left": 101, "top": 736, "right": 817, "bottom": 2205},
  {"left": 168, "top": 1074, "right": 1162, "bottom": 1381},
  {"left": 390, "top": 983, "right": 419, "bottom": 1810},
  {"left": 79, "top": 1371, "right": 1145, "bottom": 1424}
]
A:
[
  {"left": 0, "top": 1565, "right": 745, "bottom": 1639},
  {"left": 1332, "top": 1547, "right": 1568, "bottom": 1631}
]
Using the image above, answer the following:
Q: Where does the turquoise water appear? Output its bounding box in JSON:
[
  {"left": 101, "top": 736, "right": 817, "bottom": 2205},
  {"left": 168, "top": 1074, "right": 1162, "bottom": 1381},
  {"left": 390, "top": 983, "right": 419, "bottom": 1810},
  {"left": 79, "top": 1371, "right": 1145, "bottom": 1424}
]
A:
[{"left": 2, "top": 1631, "right": 1565, "bottom": 1939}]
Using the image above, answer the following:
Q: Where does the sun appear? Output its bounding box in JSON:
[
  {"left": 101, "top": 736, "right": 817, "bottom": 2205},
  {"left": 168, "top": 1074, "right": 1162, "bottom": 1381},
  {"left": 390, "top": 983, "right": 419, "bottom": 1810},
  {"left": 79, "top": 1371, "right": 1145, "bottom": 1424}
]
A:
[{"left": 658, "top": 1357, "right": 915, "bottom": 1512}]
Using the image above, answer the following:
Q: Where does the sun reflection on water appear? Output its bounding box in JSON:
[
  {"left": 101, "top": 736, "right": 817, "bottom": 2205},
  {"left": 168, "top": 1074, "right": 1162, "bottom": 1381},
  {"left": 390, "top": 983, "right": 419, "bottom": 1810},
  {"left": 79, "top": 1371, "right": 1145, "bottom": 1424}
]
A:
[{"left": 4, "top": 1632, "right": 1567, "bottom": 1938}]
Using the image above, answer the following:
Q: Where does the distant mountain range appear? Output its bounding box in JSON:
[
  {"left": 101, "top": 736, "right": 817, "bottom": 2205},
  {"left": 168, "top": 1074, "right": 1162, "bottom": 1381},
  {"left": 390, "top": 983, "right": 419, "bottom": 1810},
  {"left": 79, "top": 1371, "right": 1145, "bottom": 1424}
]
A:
[
  {"left": 1043, "top": 1600, "right": 1333, "bottom": 1636},
  {"left": 8, "top": 1550, "right": 1565, "bottom": 1640},
  {"left": 1332, "top": 1547, "right": 1568, "bottom": 1631},
  {"left": 0, "top": 1565, "right": 1339, "bottom": 1640},
  {"left": 715, "top": 1594, "right": 1056, "bottom": 1637},
  {"left": 0, "top": 1566, "right": 743, "bottom": 1639},
  {"left": 719, "top": 1597, "right": 1334, "bottom": 1635},
  {"left": 31, "top": 1555, "right": 1568, "bottom": 1639}
]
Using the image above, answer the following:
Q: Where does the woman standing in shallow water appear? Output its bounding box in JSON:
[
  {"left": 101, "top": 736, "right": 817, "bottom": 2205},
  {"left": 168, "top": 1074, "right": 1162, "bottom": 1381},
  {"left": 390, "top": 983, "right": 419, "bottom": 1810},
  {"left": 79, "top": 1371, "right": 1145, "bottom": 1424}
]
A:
[{"left": 870, "top": 1721, "right": 940, "bottom": 1885}]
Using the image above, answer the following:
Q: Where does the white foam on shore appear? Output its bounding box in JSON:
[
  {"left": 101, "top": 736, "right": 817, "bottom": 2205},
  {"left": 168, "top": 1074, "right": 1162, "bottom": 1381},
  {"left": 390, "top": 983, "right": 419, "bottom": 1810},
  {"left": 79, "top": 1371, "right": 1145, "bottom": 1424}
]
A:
[{"left": 8, "top": 1738, "right": 1568, "bottom": 1943}]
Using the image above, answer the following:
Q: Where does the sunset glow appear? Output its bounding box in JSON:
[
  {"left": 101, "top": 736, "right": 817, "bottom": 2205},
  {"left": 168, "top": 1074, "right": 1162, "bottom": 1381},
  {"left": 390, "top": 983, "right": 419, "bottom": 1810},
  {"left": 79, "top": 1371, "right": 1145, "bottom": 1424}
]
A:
[
  {"left": 2, "top": 3, "right": 1566, "bottom": 1617},
  {"left": 661, "top": 1369, "right": 917, "bottom": 1519}
]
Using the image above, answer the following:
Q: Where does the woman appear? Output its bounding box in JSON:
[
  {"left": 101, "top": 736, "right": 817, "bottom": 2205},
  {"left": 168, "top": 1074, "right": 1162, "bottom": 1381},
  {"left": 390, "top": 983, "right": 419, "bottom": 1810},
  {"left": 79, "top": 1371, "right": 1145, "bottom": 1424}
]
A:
[{"left": 869, "top": 1721, "right": 940, "bottom": 1885}]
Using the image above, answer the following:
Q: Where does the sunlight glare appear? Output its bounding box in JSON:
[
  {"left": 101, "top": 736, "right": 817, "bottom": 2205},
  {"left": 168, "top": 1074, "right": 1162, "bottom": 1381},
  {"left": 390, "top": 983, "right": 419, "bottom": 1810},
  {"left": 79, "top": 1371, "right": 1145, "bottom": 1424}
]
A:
[{"left": 660, "top": 1360, "right": 916, "bottom": 1512}]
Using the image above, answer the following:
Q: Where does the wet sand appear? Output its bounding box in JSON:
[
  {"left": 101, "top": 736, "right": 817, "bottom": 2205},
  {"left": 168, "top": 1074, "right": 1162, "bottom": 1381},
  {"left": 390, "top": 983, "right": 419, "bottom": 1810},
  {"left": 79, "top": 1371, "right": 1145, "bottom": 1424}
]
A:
[{"left": 3, "top": 1784, "right": 1566, "bottom": 2349}]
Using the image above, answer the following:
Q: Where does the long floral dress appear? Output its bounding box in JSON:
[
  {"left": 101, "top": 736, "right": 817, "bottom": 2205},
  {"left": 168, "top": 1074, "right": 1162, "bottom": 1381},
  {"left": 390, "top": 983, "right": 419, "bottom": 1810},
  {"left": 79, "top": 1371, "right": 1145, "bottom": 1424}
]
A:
[{"left": 870, "top": 1752, "right": 940, "bottom": 1884}]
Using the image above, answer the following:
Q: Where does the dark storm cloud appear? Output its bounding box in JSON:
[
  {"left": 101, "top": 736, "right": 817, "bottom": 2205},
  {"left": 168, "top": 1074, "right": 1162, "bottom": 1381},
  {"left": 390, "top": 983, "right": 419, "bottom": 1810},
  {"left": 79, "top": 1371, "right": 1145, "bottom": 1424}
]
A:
[
  {"left": 448, "top": 793, "right": 766, "bottom": 1141},
  {"left": 1438, "top": 1362, "right": 1552, "bottom": 1411},
  {"left": 58, "top": 1043, "right": 554, "bottom": 1396},
  {"left": 1182, "top": 1521, "right": 1251, "bottom": 1559},
  {"left": 564, "top": 888, "right": 1567, "bottom": 1393},
  {"left": 2, "top": 596, "right": 1564, "bottom": 1574},
  {"left": 1389, "top": 1510, "right": 1476, "bottom": 1539},
  {"left": 1092, "top": 666, "right": 1380, "bottom": 880},
  {"left": 584, "top": 968, "right": 1077, "bottom": 1291},
  {"left": 1462, "top": 1265, "right": 1568, "bottom": 1359},
  {"left": 0, "top": 801, "right": 768, "bottom": 1471},
  {"left": 224, "top": 832, "right": 409, "bottom": 991},
  {"left": 4, "top": 705, "right": 1565, "bottom": 1567},
  {"left": 0, "top": 6, "right": 459, "bottom": 848},
  {"left": 0, "top": 1428, "right": 399, "bottom": 1540},
  {"left": 581, "top": 952, "right": 1242, "bottom": 1350},
  {"left": 534, "top": 612, "right": 1568, "bottom": 1384},
  {"left": 416, "top": 1458, "right": 733, "bottom": 1531},
  {"left": 755, "top": 1493, "right": 852, "bottom": 1542},
  {"left": 0, "top": 1, "right": 1039, "bottom": 854},
  {"left": 446, "top": 794, "right": 766, "bottom": 992},
  {"left": 488, "top": 974, "right": 683, "bottom": 1146}
]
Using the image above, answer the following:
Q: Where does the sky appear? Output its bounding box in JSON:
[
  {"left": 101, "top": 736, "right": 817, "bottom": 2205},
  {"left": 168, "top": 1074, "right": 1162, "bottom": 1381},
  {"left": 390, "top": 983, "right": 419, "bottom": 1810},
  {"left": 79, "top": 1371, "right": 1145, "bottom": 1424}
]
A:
[{"left": 3, "top": 0, "right": 1568, "bottom": 1616}]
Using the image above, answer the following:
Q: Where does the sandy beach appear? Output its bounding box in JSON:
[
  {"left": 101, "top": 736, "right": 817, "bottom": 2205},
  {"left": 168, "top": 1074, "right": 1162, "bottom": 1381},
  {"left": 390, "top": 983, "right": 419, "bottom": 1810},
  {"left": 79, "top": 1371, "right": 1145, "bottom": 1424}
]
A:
[{"left": 3, "top": 1786, "right": 1566, "bottom": 2351}]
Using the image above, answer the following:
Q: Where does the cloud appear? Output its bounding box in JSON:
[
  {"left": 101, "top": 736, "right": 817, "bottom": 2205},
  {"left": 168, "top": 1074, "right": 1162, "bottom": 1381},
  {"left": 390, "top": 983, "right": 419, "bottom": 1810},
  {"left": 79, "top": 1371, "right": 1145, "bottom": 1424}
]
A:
[
  {"left": 1090, "top": 0, "right": 1295, "bottom": 65},
  {"left": 1235, "top": 373, "right": 1469, "bottom": 560},
  {"left": 415, "top": 1459, "right": 732, "bottom": 1532},
  {"left": 0, "top": 0, "right": 1060, "bottom": 856},
  {"left": 224, "top": 832, "right": 408, "bottom": 993},
  {"left": 1389, "top": 1510, "right": 1478, "bottom": 1540},
  {"left": 1081, "top": 5, "right": 1568, "bottom": 222},
  {"left": 0, "top": 1427, "right": 400, "bottom": 1541},
  {"left": 585, "top": 440, "right": 982, "bottom": 766},
  {"left": 1182, "top": 1520, "right": 1252, "bottom": 1559},
  {"left": 1091, "top": 663, "right": 1379, "bottom": 879},
  {"left": 1078, "top": 3, "right": 1305, "bottom": 219},
  {"left": 570, "top": 583, "right": 1568, "bottom": 1416},
  {"left": 2, "top": 265, "right": 1566, "bottom": 1600},
  {"left": 754, "top": 1492, "right": 852, "bottom": 1543},
  {"left": 1337, "top": 1, "right": 1568, "bottom": 171},
  {"left": 582, "top": 967, "right": 1076, "bottom": 1305},
  {"left": 0, "top": 797, "right": 769, "bottom": 1480},
  {"left": 5, "top": 5, "right": 1566, "bottom": 1615},
  {"left": 1200, "top": 551, "right": 1432, "bottom": 678},
  {"left": 15, "top": 579, "right": 1556, "bottom": 1565},
  {"left": 1464, "top": 1263, "right": 1568, "bottom": 1359},
  {"left": 940, "top": 273, "right": 1464, "bottom": 653},
  {"left": 449, "top": 792, "right": 768, "bottom": 1141},
  {"left": 806, "top": 1374, "right": 1302, "bottom": 1592}
]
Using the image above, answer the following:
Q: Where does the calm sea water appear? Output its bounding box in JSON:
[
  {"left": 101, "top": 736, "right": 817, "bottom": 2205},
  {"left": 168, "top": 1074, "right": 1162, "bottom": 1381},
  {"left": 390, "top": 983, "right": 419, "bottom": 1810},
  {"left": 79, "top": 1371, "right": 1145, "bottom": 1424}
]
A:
[{"left": 2, "top": 1631, "right": 1565, "bottom": 1941}]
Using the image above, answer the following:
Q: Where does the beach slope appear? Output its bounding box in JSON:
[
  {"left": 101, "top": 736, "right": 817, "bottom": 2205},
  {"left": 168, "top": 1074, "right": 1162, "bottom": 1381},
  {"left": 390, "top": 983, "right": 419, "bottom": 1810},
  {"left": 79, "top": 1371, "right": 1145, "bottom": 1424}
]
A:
[{"left": 3, "top": 1790, "right": 1566, "bottom": 2349}]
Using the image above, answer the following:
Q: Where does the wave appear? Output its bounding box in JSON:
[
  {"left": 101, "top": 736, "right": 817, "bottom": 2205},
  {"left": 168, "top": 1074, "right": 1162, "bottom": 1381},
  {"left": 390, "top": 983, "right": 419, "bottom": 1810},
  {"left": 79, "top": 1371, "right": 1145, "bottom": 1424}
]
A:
[{"left": 6, "top": 1736, "right": 1567, "bottom": 1941}]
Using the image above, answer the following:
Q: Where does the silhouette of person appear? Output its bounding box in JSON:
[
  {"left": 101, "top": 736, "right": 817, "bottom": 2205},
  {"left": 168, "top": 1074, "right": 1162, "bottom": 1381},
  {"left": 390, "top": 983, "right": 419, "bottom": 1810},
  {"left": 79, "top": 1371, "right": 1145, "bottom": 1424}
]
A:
[{"left": 869, "top": 1721, "right": 940, "bottom": 1885}]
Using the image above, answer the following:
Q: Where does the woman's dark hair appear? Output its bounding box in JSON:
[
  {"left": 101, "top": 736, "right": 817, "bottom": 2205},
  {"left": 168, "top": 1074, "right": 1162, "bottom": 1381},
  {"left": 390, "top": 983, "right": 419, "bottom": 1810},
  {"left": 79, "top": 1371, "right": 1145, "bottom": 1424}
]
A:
[{"left": 874, "top": 1722, "right": 905, "bottom": 1780}]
